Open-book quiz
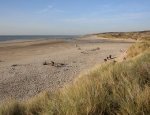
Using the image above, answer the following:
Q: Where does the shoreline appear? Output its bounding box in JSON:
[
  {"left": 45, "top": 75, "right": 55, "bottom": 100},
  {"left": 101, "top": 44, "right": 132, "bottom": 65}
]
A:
[{"left": 0, "top": 35, "right": 80, "bottom": 43}]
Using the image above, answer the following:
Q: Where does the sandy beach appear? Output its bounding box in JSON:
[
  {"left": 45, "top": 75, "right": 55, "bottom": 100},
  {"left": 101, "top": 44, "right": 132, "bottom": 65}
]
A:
[{"left": 0, "top": 36, "right": 134, "bottom": 102}]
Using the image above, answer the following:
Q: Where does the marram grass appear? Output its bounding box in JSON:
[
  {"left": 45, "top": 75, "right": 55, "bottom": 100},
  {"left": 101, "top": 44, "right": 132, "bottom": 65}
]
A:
[{"left": 0, "top": 43, "right": 150, "bottom": 115}]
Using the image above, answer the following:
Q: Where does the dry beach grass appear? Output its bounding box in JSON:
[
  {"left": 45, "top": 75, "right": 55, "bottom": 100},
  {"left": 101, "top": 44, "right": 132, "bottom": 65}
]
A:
[
  {"left": 0, "top": 34, "right": 150, "bottom": 115},
  {"left": 95, "top": 30, "right": 150, "bottom": 41},
  {"left": 0, "top": 40, "right": 149, "bottom": 115}
]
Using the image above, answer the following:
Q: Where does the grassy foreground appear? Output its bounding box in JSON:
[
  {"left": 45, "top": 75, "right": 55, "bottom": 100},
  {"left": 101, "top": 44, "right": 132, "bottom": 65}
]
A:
[{"left": 0, "top": 42, "right": 150, "bottom": 115}]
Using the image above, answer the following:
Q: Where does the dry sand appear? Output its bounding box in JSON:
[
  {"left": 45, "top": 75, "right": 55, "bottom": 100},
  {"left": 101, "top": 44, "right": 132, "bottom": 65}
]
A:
[{"left": 0, "top": 36, "right": 135, "bottom": 102}]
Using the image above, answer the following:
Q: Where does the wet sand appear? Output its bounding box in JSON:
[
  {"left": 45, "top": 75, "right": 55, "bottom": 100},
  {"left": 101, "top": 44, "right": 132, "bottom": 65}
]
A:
[{"left": 0, "top": 36, "right": 134, "bottom": 102}]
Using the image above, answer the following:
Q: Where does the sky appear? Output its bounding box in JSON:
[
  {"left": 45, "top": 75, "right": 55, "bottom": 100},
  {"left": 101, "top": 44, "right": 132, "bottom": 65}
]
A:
[{"left": 0, "top": 0, "right": 150, "bottom": 35}]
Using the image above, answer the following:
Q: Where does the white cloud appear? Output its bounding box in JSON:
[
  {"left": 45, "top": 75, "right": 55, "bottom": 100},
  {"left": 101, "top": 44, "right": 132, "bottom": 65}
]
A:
[
  {"left": 36, "top": 5, "right": 64, "bottom": 14},
  {"left": 37, "top": 5, "right": 53, "bottom": 14}
]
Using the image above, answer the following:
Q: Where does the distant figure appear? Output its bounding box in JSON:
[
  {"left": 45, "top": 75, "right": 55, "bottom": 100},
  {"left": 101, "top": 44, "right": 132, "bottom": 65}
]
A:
[
  {"left": 97, "top": 47, "right": 100, "bottom": 50},
  {"left": 78, "top": 47, "right": 81, "bottom": 50},
  {"left": 43, "top": 61, "right": 48, "bottom": 65},
  {"left": 109, "top": 55, "right": 112, "bottom": 59},
  {"left": 104, "top": 59, "right": 107, "bottom": 62},
  {"left": 75, "top": 44, "right": 78, "bottom": 47},
  {"left": 123, "top": 57, "right": 126, "bottom": 60},
  {"left": 120, "top": 49, "right": 123, "bottom": 52},
  {"left": 51, "top": 61, "right": 55, "bottom": 66},
  {"left": 107, "top": 57, "right": 109, "bottom": 59},
  {"left": 113, "top": 60, "right": 117, "bottom": 63}
]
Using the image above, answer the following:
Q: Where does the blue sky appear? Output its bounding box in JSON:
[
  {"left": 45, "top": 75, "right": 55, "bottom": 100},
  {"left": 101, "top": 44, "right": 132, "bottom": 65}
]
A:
[{"left": 0, "top": 0, "right": 150, "bottom": 35}]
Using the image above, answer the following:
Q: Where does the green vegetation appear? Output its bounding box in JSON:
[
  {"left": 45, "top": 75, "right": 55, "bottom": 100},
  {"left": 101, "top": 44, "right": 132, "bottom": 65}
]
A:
[{"left": 0, "top": 41, "right": 150, "bottom": 115}]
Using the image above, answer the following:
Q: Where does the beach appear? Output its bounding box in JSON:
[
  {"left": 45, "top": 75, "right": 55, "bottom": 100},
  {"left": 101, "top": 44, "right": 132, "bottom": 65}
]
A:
[{"left": 0, "top": 36, "right": 134, "bottom": 102}]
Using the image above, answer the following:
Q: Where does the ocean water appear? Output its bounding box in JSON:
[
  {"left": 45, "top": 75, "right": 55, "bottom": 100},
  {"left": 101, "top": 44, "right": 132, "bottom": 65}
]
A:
[{"left": 0, "top": 35, "right": 79, "bottom": 42}]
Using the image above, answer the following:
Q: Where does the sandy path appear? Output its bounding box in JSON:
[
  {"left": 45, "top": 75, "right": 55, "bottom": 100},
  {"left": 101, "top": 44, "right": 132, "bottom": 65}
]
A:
[{"left": 0, "top": 37, "right": 134, "bottom": 102}]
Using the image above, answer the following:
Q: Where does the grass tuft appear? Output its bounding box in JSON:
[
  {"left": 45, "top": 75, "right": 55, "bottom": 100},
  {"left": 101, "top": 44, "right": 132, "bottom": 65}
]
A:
[
  {"left": 0, "top": 101, "right": 25, "bottom": 115},
  {"left": 127, "top": 42, "right": 150, "bottom": 58}
]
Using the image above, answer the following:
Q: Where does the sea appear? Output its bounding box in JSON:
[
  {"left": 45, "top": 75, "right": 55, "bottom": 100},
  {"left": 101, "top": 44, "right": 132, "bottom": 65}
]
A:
[{"left": 0, "top": 35, "right": 79, "bottom": 42}]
